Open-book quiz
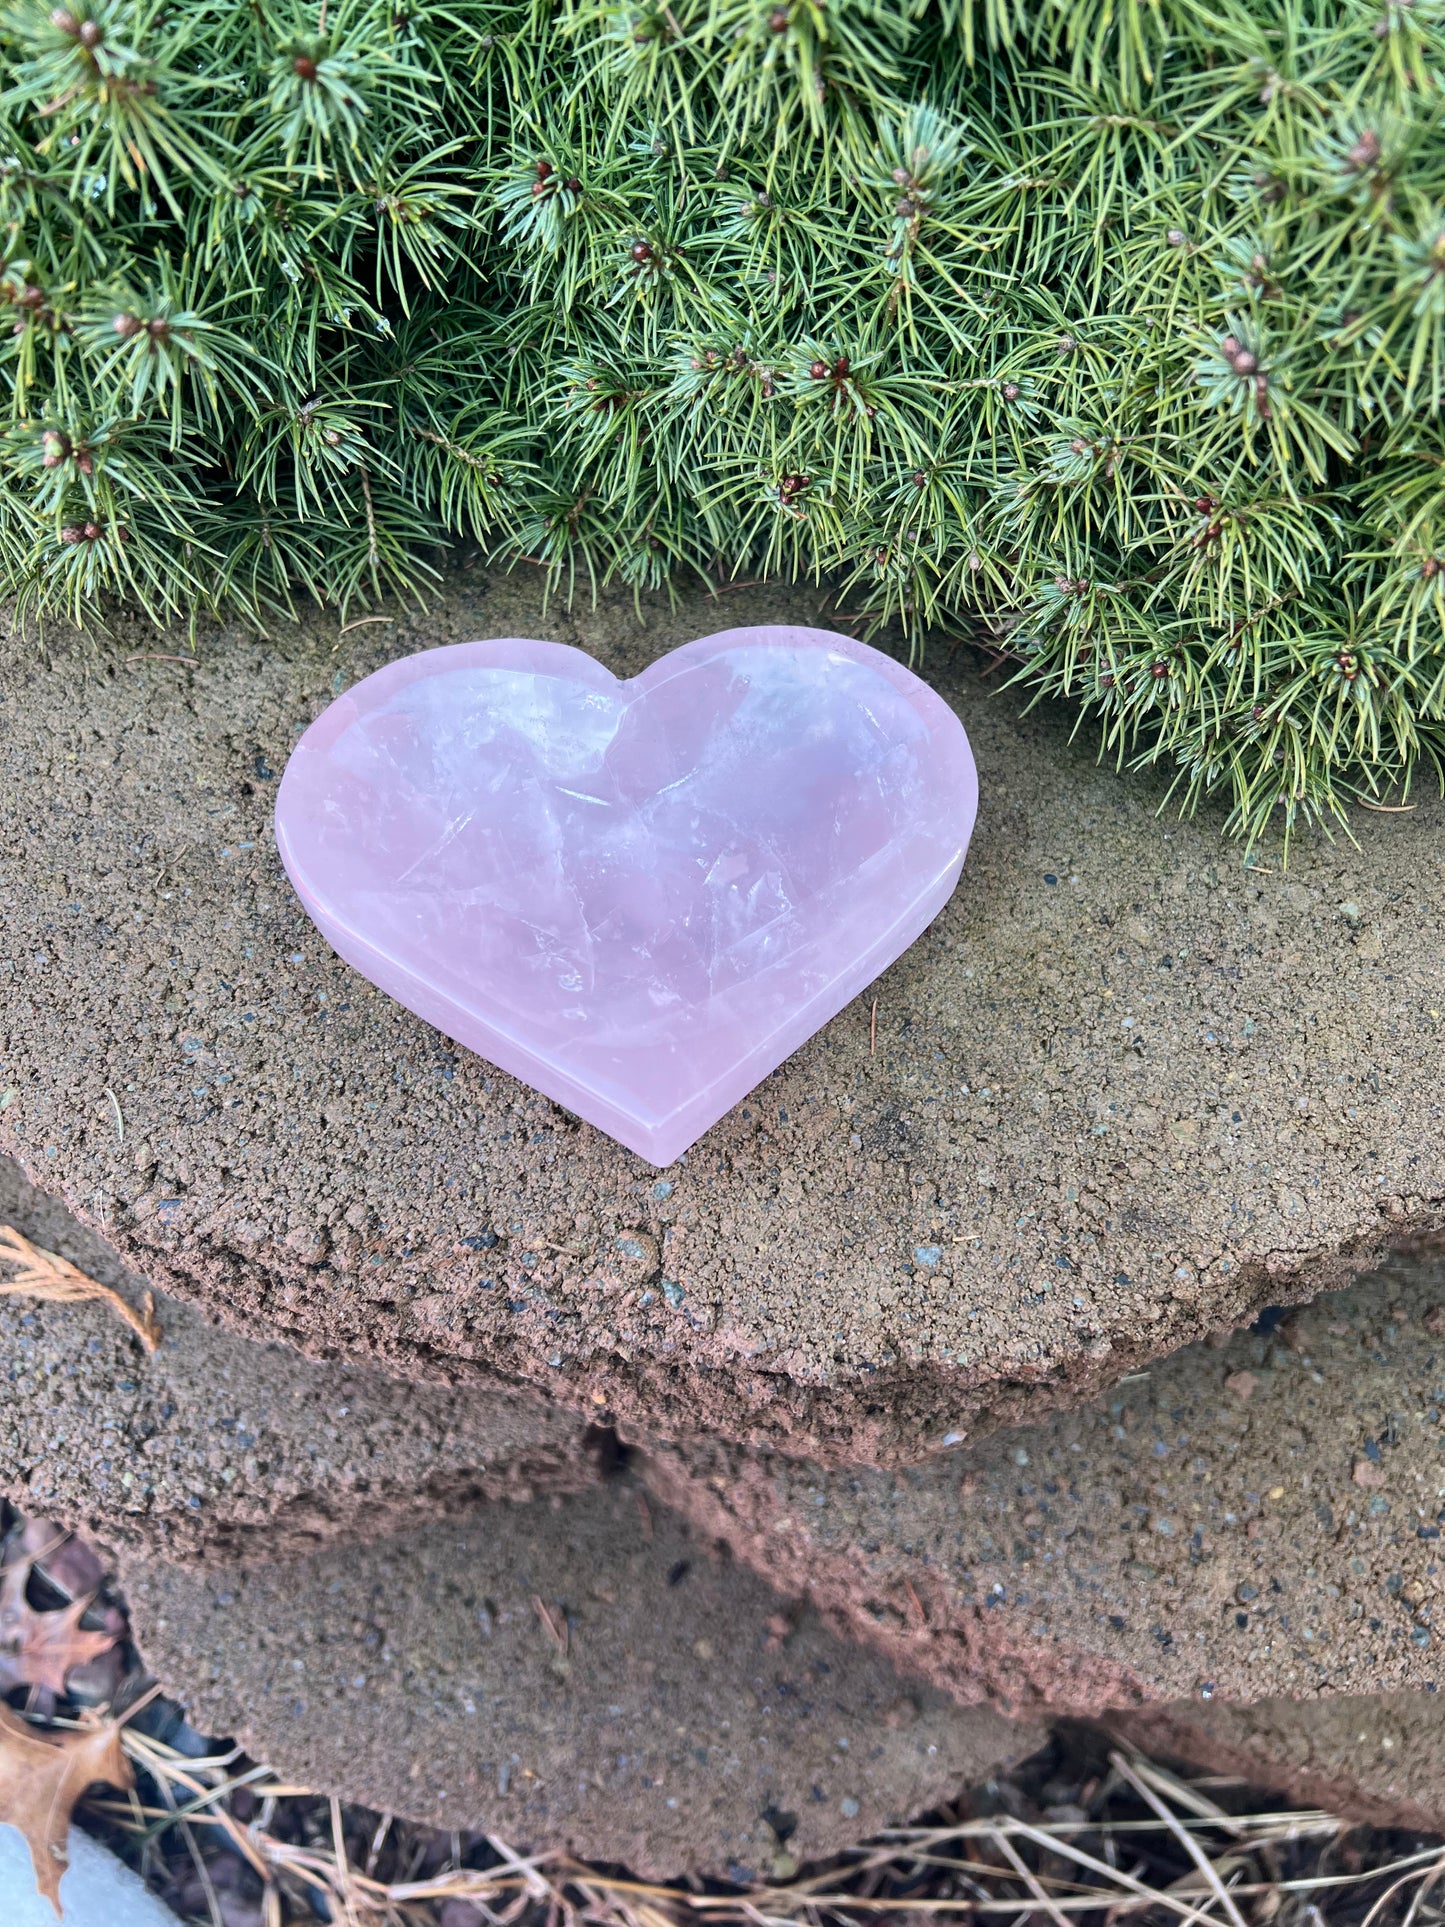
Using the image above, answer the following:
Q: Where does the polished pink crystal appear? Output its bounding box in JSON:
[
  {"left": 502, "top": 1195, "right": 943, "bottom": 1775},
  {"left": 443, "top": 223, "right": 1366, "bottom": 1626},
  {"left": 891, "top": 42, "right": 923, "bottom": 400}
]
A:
[{"left": 275, "top": 625, "right": 978, "bottom": 1164}]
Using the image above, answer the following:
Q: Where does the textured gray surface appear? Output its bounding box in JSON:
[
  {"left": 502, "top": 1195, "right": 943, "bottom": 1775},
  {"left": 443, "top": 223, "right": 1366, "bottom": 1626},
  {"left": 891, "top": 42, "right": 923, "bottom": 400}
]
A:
[
  {"left": 0, "top": 1154, "right": 597, "bottom": 1563},
  {"left": 3, "top": 573, "right": 1443, "bottom": 1461},
  {"left": 1114, "top": 1693, "right": 1445, "bottom": 1834},
  {"left": 123, "top": 1478, "right": 1046, "bottom": 1879},
  {"left": 637, "top": 1253, "right": 1445, "bottom": 1709}
]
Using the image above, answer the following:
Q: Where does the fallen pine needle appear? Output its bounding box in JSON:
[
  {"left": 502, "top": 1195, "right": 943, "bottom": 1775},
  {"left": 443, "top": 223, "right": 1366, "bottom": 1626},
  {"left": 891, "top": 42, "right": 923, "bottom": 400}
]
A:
[
  {"left": 870, "top": 997, "right": 878, "bottom": 1056},
  {"left": 0, "top": 1224, "right": 161, "bottom": 1352},
  {"left": 532, "top": 1594, "right": 568, "bottom": 1657}
]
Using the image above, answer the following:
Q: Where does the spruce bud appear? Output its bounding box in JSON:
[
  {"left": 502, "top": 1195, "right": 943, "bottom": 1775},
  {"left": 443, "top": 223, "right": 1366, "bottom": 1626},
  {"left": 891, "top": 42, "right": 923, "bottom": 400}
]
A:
[
  {"left": 41, "top": 430, "right": 70, "bottom": 467},
  {"left": 809, "top": 359, "right": 829, "bottom": 379},
  {"left": 113, "top": 313, "right": 142, "bottom": 338},
  {"left": 1347, "top": 129, "right": 1381, "bottom": 171},
  {"left": 833, "top": 355, "right": 849, "bottom": 377},
  {"left": 60, "top": 524, "right": 85, "bottom": 544},
  {"left": 1230, "top": 348, "right": 1257, "bottom": 375},
  {"left": 891, "top": 166, "right": 910, "bottom": 187},
  {"left": 912, "top": 470, "right": 927, "bottom": 487},
  {"left": 1002, "top": 381, "right": 1019, "bottom": 401},
  {"left": 1166, "top": 228, "right": 1186, "bottom": 247},
  {"left": 49, "top": 7, "right": 77, "bottom": 31},
  {"left": 566, "top": 177, "right": 582, "bottom": 193},
  {"left": 78, "top": 15, "right": 101, "bottom": 45},
  {"left": 147, "top": 317, "right": 170, "bottom": 341},
  {"left": 535, "top": 159, "right": 553, "bottom": 180},
  {"left": 293, "top": 54, "right": 319, "bottom": 80},
  {"left": 82, "top": 521, "right": 101, "bottom": 540},
  {"left": 768, "top": 7, "right": 789, "bottom": 28},
  {"left": 896, "top": 197, "right": 916, "bottom": 218}
]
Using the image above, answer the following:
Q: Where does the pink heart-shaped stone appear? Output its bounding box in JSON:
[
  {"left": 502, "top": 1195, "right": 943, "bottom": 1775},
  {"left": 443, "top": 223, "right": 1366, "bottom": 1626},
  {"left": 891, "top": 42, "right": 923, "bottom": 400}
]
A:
[{"left": 275, "top": 626, "right": 977, "bottom": 1164}]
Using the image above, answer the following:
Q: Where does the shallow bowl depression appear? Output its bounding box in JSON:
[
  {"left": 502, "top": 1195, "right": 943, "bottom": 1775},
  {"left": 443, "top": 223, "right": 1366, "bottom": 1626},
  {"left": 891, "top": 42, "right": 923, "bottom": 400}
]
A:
[{"left": 274, "top": 625, "right": 978, "bottom": 1163}]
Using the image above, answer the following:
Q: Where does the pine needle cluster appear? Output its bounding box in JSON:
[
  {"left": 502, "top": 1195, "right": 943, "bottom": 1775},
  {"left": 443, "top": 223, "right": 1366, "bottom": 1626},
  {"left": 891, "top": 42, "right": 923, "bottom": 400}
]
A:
[{"left": 3, "top": 0, "right": 1445, "bottom": 837}]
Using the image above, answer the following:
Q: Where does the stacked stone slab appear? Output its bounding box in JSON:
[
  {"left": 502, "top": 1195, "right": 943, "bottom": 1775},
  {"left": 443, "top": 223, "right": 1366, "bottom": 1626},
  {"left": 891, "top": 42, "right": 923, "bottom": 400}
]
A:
[
  {"left": 1, "top": 1159, "right": 1044, "bottom": 1875},
  {"left": 4, "top": 576, "right": 1445, "bottom": 1862},
  {"left": 634, "top": 1252, "right": 1445, "bottom": 1710},
  {"left": 5, "top": 1154, "right": 1444, "bottom": 1851},
  {"left": 4, "top": 577, "right": 1442, "bottom": 1468},
  {"left": 1, "top": 1156, "right": 600, "bottom": 1563},
  {"left": 1111, "top": 1697, "right": 1445, "bottom": 1838},
  {"left": 124, "top": 1484, "right": 1045, "bottom": 1880}
]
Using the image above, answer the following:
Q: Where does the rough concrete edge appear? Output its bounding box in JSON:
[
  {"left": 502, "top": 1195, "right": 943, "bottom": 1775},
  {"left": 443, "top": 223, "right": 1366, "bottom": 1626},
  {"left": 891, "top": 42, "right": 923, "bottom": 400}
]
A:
[
  {"left": 24, "top": 1135, "right": 1428, "bottom": 1469},
  {"left": 1, "top": 1439, "right": 609, "bottom": 1574},
  {"left": 109, "top": 1481, "right": 1057, "bottom": 1879},
  {"left": 633, "top": 1440, "right": 1152, "bottom": 1717},
  {"left": 1104, "top": 1704, "right": 1445, "bottom": 1837}
]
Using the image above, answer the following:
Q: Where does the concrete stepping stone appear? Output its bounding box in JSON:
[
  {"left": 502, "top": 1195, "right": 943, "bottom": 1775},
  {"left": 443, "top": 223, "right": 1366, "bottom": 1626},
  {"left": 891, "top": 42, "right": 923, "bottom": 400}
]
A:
[
  {"left": 1113, "top": 1694, "right": 1445, "bottom": 1835},
  {"left": 0, "top": 1156, "right": 598, "bottom": 1564},
  {"left": 3, "top": 576, "right": 1443, "bottom": 1463},
  {"left": 636, "top": 1253, "right": 1445, "bottom": 1710},
  {"left": 119, "top": 1479, "right": 1045, "bottom": 1881}
]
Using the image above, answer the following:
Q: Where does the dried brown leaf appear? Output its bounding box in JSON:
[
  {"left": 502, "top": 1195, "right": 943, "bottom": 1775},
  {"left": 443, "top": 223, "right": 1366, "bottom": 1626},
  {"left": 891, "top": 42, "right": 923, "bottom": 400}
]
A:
[
  {"left": 0, "top": 1224, "right": 160, "bottom": 1352},
  {"left": 0, "top": 1553, "right": 120, "bottom": 1697},
  {"left": 0, "top": 1704, "right": 132, "bottom": 1915}
]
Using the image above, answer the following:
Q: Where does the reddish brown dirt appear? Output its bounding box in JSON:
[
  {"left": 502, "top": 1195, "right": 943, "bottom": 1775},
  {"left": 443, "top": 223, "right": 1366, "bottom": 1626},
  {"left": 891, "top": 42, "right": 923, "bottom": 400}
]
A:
[
  {"left": 121, "top": 1477, "right": 1047, "bottom": 1880},
  {"left": 634, "top": 1253, "right": 1445, "bottom": 1710},
  {"left": 1, "top": 1154, "right": 598, "bottom": 1564},
  {"left": 3, "top": 574, "right": 1443, "bottom": 1462}
]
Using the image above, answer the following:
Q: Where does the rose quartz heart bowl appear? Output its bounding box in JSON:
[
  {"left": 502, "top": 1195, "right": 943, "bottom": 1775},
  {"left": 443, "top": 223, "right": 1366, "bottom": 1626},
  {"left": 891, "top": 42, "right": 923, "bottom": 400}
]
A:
[{"left": 275, "top": 625, "right": 978, "bottom": 1163}]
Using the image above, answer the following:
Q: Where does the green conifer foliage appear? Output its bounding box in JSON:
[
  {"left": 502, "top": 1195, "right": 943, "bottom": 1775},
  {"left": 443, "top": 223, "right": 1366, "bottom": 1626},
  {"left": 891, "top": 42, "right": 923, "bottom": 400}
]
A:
[{"left": 2, "top": 0, "right": 1444, "bottom": 836}]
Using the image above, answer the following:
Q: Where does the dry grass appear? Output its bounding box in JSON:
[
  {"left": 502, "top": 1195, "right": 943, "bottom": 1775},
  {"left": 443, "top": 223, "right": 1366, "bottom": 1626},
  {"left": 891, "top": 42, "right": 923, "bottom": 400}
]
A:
[
  {"left": 0, "top": 1224, "right": 161, "bottom": 1351},
  {"left": 65, "top": 1716, "right": 1445, "bottom": 1927}
]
